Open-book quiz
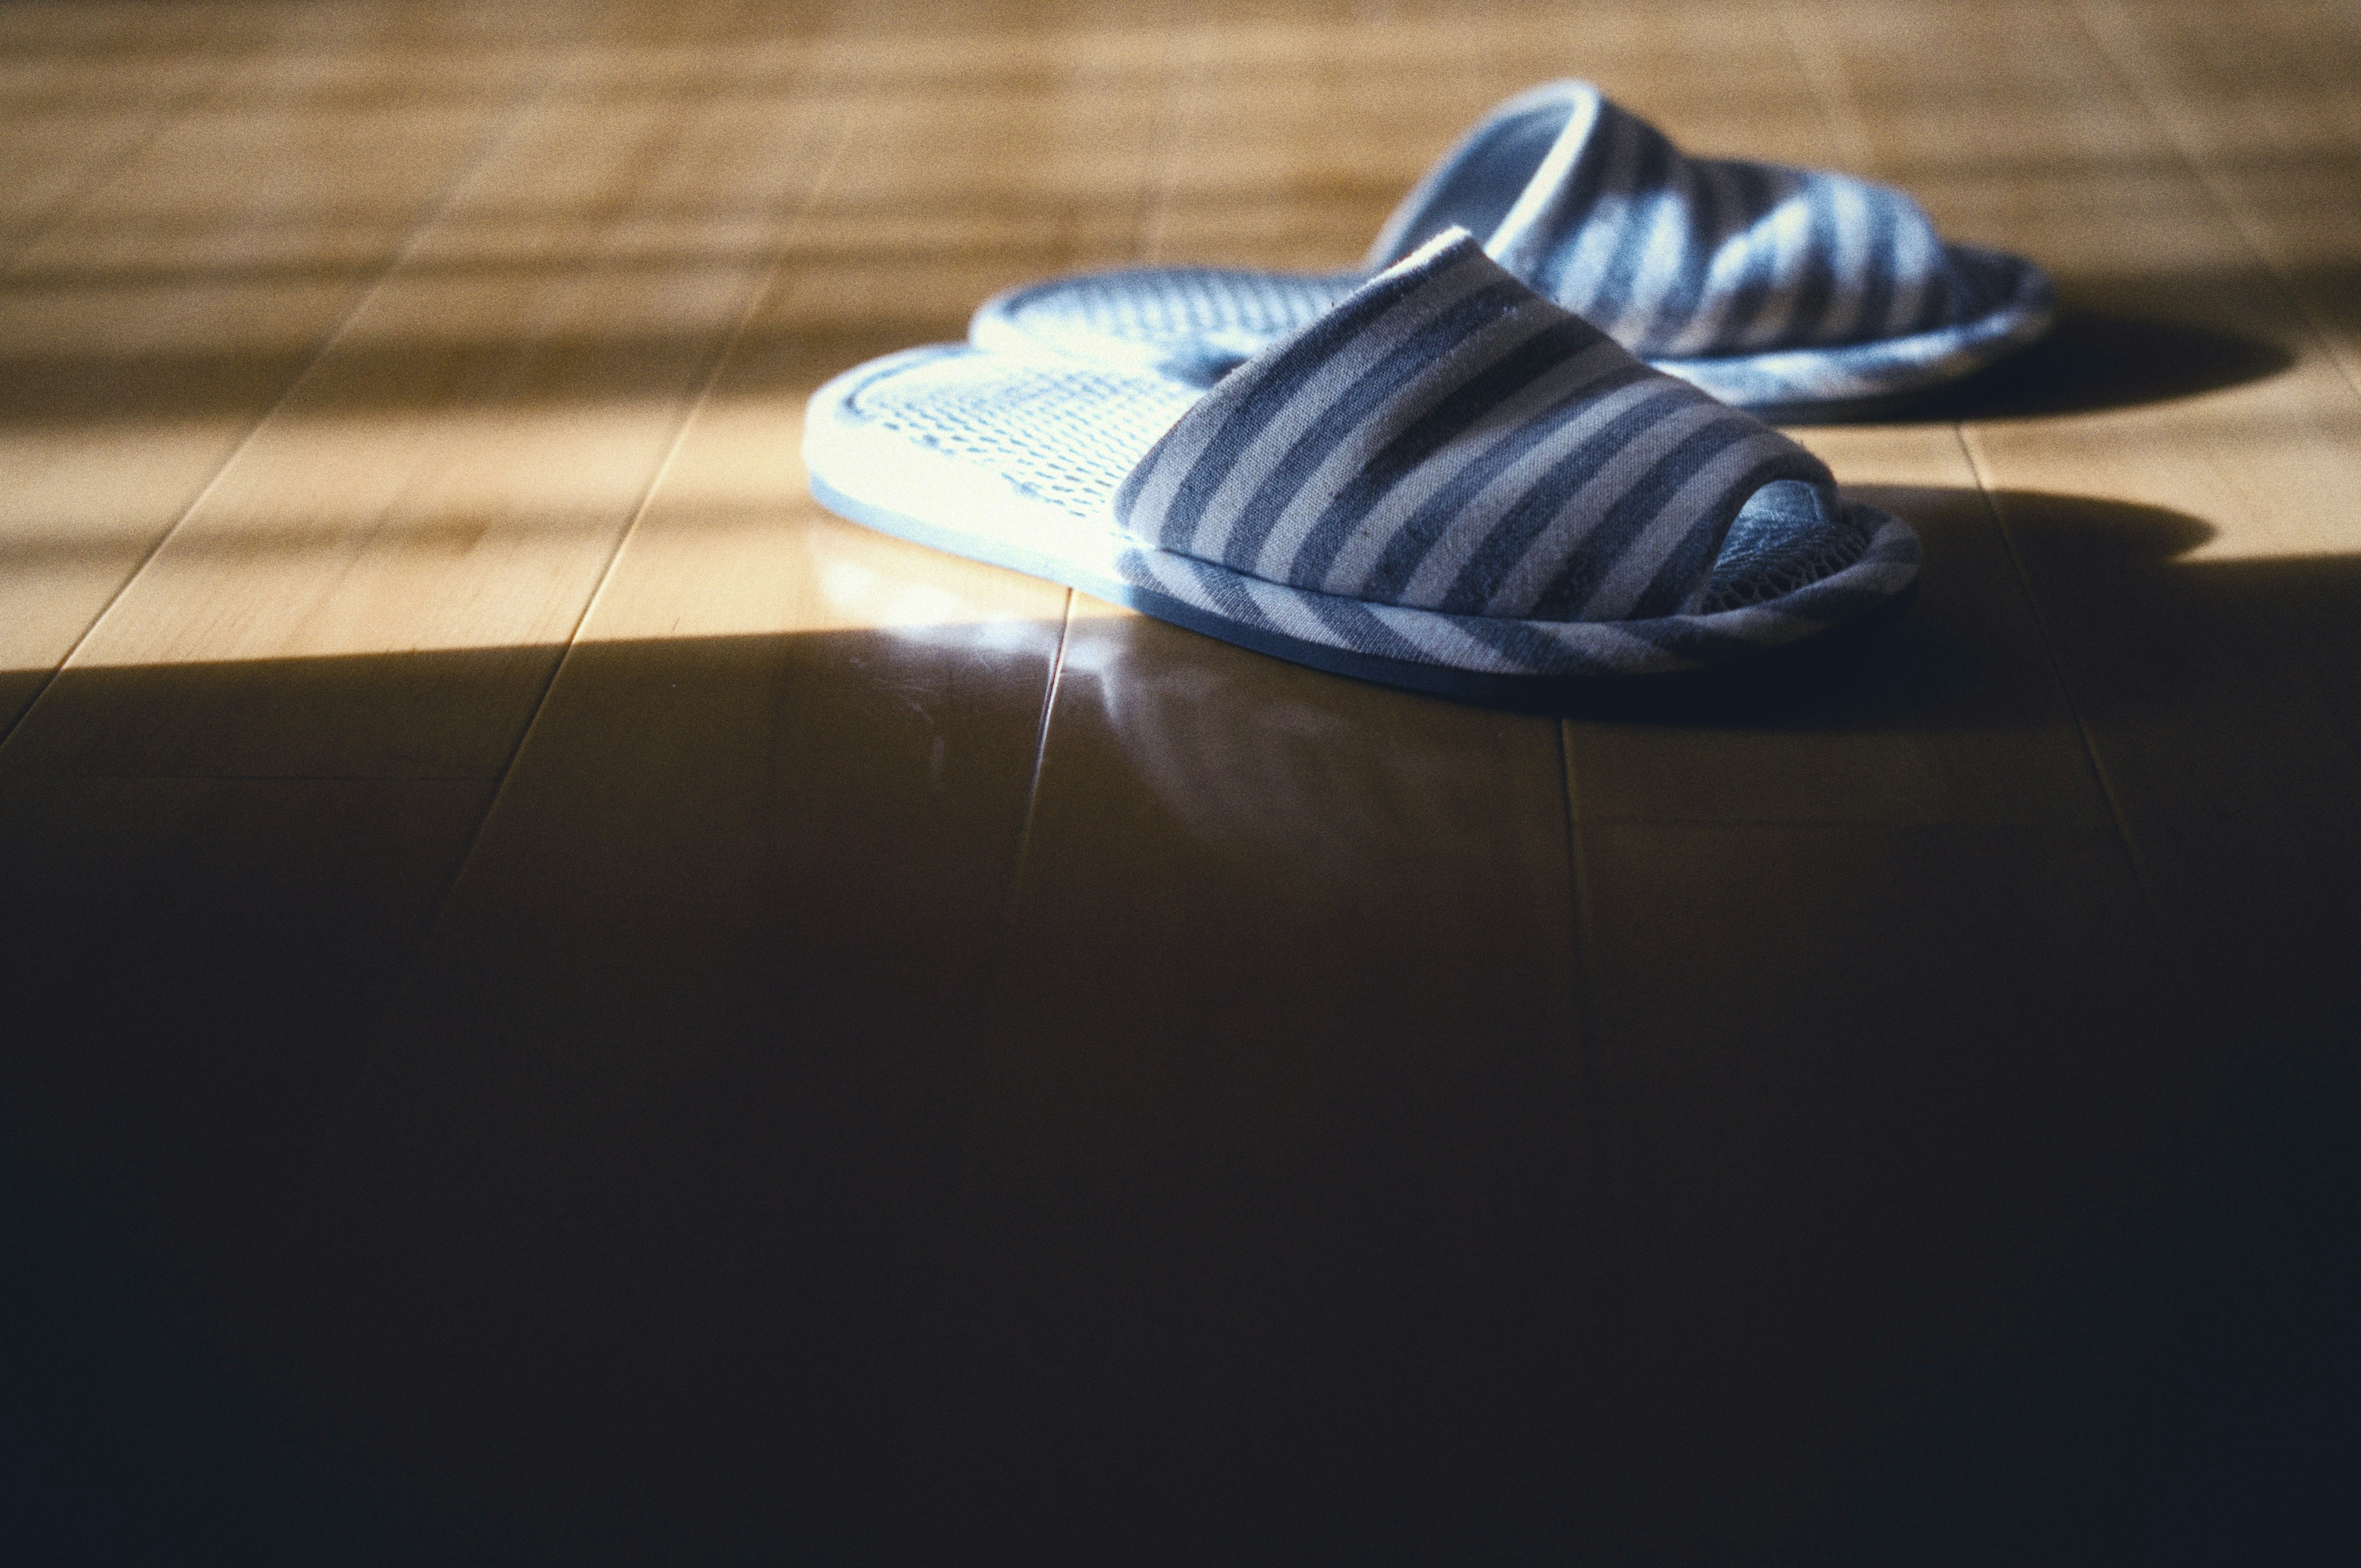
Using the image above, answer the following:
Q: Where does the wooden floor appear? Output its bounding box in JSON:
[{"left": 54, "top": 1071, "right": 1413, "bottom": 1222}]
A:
[{"left": 1, "top": 0, "right": 2352, "bottom": 1559}]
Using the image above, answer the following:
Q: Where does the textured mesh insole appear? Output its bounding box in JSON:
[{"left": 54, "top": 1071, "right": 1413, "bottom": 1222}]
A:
[
  {"left": 1002, "top": 269, "right": 1357, "bottom": 350},
  {"left": 849, "top": 355, "right": 1866, "bottom": 614},
  {"left": 852, "top": 356, "right": 1198, "bottom": 519}
]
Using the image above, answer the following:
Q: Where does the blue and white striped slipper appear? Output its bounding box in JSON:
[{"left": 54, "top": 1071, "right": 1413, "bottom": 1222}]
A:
[
  {"left": 969, "top": 81, "right": 2052, "bottom": 419},
  {"left": 808, "top": 231, "right": 1920, "bottom": 702}
]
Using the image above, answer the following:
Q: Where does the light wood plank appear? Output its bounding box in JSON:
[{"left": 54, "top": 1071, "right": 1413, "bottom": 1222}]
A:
[
  {"left": 2076, "top": 0, "right": 2361, "bottom": 394},
  {"left": 0, "top": 13, "right": 562, "bottom": 735},
  {"left": 0, "top": 9, "right": 244, "bottom": 266},
  {"left": 1, "top": 18, "right": 850, "bottom": 780}
]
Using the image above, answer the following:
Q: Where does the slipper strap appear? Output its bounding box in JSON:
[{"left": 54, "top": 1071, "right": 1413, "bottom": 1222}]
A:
[
  {"left": 1374, "top": 81, "right": 1984, "bottom": 359},
  {"left": 1112, "top": 231, "right": 1836, "bottom": 624}
]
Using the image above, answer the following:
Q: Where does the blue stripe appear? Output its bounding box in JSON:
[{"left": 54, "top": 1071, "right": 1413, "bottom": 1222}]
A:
[
  {"left": 1182, "top": 553, "right": 1280, "bottom": 631},
  {"left": 1703, "top": 162, "right": 1782, "bottom": 349},
  {"left": 1853, "top": 192, "right": 1897, "bottom": 343},
  {"left": 1618, "top": 618, "right": 1786, "bottom": 661},
  {"left": 1912, "top": 256, "right": 1956, "bottom": 334},
  {"left": 1435, "top": 378, "right": 1688, "bottom": 615},
  {"left": 1584, "top": 124, "right": 1677, "bottom": 322},
  {"left": 1287, "top": 315, "right": 1606, "bottom": 587},
  {"left": 1453, "top": 614, "right": 1632, "bottom": 676},
  {"left": 1366, "top": 363, "right": 1659, "bottom": 603},
  {"left": 1642, "top": 161, "right": 1726, "bottom": 346},
  {"left": 1530, "top": 108, "right": 1623, "bottom": 300},
  {"left": 1786, "top": 180, "right": 1840, "bottom": 345},
  {"left": 1528, "top": 417, "right": 1760, "bottom": 619},
  {"left": 1301, "top": 595, "right": 1441, "bottom": 663},
  {"left": 1117, "top": 246, "right": 1476, "bottom": 550},
  {"left": 1214, "top": 279, "right": 1527, "bottom": 569}
]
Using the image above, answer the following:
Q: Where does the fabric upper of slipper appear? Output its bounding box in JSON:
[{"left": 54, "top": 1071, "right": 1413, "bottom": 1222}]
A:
[
  {"left": 971, "top": 79, "right": 2052, "bottom": 410},
  {"left": 1367, "top": 80, "right": 2006, "bottom": 359},
  {"left": 1114, "top": 229, "right": 1841, "bottom": 622}
]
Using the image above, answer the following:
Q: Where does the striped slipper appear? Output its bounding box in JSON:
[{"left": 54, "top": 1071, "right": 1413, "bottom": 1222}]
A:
[
  {"left": 807, "top": 231, "right": 1920, "bottom": 702},
  {"left": 969, "top": 81, "right": 2052, "bottom": 419}
]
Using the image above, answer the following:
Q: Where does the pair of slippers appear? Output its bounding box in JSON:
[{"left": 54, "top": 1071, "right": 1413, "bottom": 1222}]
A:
[{"left": 805, "top": 82, "right": 2053, "bottom": 701}]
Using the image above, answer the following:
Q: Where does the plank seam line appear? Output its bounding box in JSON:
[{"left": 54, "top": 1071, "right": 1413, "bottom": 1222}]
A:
[
  {"left": 935, "top": 588, "right": 1077, "bottom": 1246},
  {"left": 945, "top": 585, "right": 1073, "bottom": 1207},
  {"left": 992, "top": 588, "right": 1074, "bottom": 952},
  {"left": 961, "top": 0, "right": 1203, "bottom": 1023},
  {"left": 1554, "top": 716, "right": 1615, "bottom": 1216},
  {"left": 291, "top": 46, "right": 875, "bottom": 1213},
  {"left": 1133, "top": 3, "right": 1201, "bottom": 265},
  {"left": 2070, "top": 0, "right": 2361, "bottom": 412},
  {"left": 1771, "top": 0, "right": 1873, "bottom": 173},
  {"left": 962, "top": 2, "right": 1193, "bottom": 1054},
  {"left": 0, "top": 34, "right": 575, "bottom": 762},
  {"left": 948, "top": 15, "right": 1185, "bottom": 1216},
  {"left": 1953, "top": 422, "right": 2171, "bottom": 932},
  {"left": 396, "top": 77, "right": 876, "bottom": 962}
]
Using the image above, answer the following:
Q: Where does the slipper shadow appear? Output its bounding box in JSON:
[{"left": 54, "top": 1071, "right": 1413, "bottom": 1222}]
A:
[
  {"left": 1889, "top": 307, "right": 2293, "bottom": 424},
  {"left": 1127, "top": 486, "right": 2221, "bottom": 730},
  {"left": 1535, "top": 488, "right": 2224, "bottom": 728}
]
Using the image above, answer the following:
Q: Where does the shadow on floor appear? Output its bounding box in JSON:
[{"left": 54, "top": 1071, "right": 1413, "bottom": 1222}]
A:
[
  {"left": 1880, "top": 305, "right": 2296, "bottom": 424},
  {"left": 0, "top": 486, "right": 2354, "bottom": 1565},
  {"left": 1358, "top": 486, "right": 2218, "bottom": 727}
]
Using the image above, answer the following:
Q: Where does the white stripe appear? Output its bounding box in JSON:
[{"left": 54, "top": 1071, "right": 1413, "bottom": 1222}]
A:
[
  {"left": 1572, "top": 430, "right": 1808, "bottom": 620},
  {"left": 1392, "top": 376, "right": 1684, "bottom": 611},
  {"left": 1552, "top": 109, "right": 1640, "bottom": 316},
  {"left": 1881, "top": 197, "right": 1940, "bottom": 336},
  {"left": 1814, "top": 178, "right": 1875, "bottom": 345},
  {"left": 1315, "top": 338, "right": 1631, "bottom": 598},
  {"left": 1179, "top": 248, "right": 1504, "bottom": 561},
  {"left": 1733, "top": 179, "right": 1819, "bottom": 350},
  {"left": 1129, "top": 547, "right": 1220, "bottom": 612},
  {"left": 1597, "top": 159, "right": 1695, "bottom": 347},
  {"left": 1650, "top": 160, "right": 1750, "bottom": 358},
  {"left": 1238, "top": 572, "right": 1348, "bottom": 647},
  {"left": 1485, "top": 85, "right": 1605, "bottom": 279},
  {"left": 1247, "top": 300, "right": 1563, "bottom": 581},
  {"left": 1364, "top": 603, "right": 1533, "bottom": 673},
  {"left": 1482, "top": 397, "right": 1730, "bottom": 617},
  {"left": 1509, "top": 617, "right": 1682, "bottom": 672}
]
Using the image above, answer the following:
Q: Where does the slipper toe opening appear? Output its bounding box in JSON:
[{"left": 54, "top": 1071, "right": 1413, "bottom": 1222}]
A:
[{"left": 1698, "top": 477, "right": 1871, "bottom": 614}]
